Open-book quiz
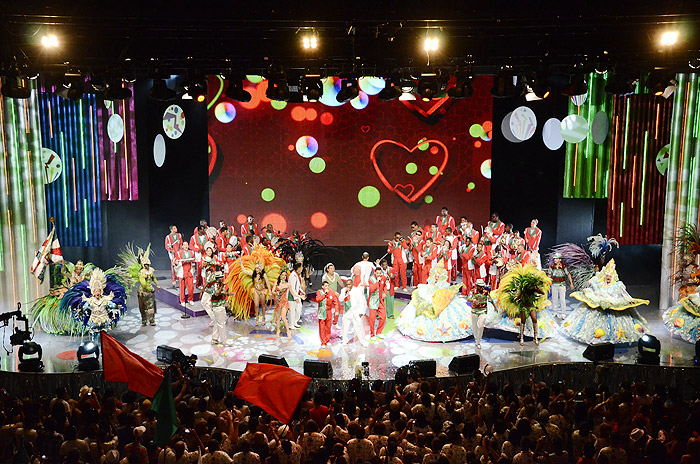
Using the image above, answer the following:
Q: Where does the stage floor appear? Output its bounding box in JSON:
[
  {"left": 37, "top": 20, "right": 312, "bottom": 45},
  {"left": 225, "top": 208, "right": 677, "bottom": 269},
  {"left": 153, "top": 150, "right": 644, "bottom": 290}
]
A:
[{"left": 2, "top": 273, "right": 697, "bottom": 379}]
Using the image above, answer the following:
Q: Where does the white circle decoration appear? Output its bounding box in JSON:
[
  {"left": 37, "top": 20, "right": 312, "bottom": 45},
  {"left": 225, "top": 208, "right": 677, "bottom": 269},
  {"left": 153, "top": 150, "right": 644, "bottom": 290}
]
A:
[
  {"left": 41, "top": 148, "right": 62, "bottom": 184},
  {"left": 591, "top": 111, "right": 609, "bottom": 145},
  {"left": 107, "top": 114, "right": 124, "bottom": 143},
  {"left": 163, "top": 104, "right": 186, "bottom": 139},
  {"left": 509, "top": 106, "right": 537, "bottom": 141},
  {"left": 501, "top": 111, "right": 522, "bottom": 143},
  {"left": 153, "top": 134, "right": 166, "bottom": 168},
  {"left": 542, "top": 118, "right": 564, "bottom": 151},
  {"left": 560, "top": 114, "right": 589, "bottom": 143}
]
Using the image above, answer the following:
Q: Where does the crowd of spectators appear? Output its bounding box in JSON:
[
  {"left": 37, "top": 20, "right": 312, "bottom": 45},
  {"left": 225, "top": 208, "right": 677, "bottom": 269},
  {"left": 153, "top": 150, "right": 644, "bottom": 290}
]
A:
[{"left": 1, "top": 364, "right": 699, "bottom": 464}]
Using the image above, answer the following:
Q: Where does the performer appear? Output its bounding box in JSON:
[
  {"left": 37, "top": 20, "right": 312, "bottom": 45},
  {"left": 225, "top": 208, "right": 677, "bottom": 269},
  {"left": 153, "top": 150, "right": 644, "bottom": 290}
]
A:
[
  {"left": 562, "top": 259, "right": 650, "bottom": 345},
  {"left": 514, "top": 243, "right": 531, "bottom": 266},
  {"left": 499, "top": 224, "right": 515, "bottom": 253},
  {"left": 546, "top": 253, "right": 573, "bottom": 319},
  {"left": 426, "top": 223, "right": 443, "bottom": 245},
  {"left": 192, "top": 219, "right": 208, "bottom": 239},
  {"left": 165, "top": 226, "right": 183, "bottom": 287},
  {"left": 408, "top": 228, "right": 424, "bottom": 286},
  {"left": 663, "top": 292, "right": 700, "bottom": 343},
  {"left": 460, "top": 240, "right": 477, "bottom": 295},
  {"left": 137, "top": 253, "right": 161, "bottom": 326},
  {"left": 272, "top": 271, "right": 291, "bottom": 339},
  {"left": 342, "top": 264, "right": 369, "bottom": 347},
  {"left": 175, "top": 242, "right": 196, "bottom": 306},
  {"left": 201, "top": 258, "right": 229, "bottom": 345},
  {"left": 525, "top": 219, "right": 542, "bottom": 269},
  {"left": 436, "top": 239, "right": 453, "bottom": 282},
  {"left": 421, "top": 237, "right": 438, "bottom": 283},
  {"left": 216, "top": 227, "right": 233, "bottom": 253},
  {"left": 436, "top": 206, "right": 456, "bottom": 237},
  {"left": 379, "top": 259, "right": 396, "bottom": 319},
  {"left": 486, "top": 212, "right": 505, "bottom": 242},
  {"left": 287, "top": 262, "right": 305, "bottom": 329},
  {"left": 218, "top": 219, "right": 235, "bottom": 237},
  {"left": 199, "top": 243, "right": 219, "bottom": 320},
  {"left": 243, "top": 260, "right": 272, "bottom": 326},
  {"left": 387, "top": 232, "right": 409, "bottom": 291},
  {"left": 472, "top": 241, "right": 490, "bottom": 287},
  {"left": 458, "top": 218, "right": 479, "bottom": 245},
  {"left": 338, "top": 279, "right": 353, "bottom": 326},
  {"left": 240, "top": 214, "right": 259, "bottom": 237},
  {"left": 443, "top": 228, "right": 459, "bottom": 283},
  {"left": 315, "top": 281, "right": 337, "bottom": 347},
  {"left": 240, "top": 235, "right": 254, "bottom": 256},
  {"left": 190, "top": 226, "right": 208, "bottom": 288},
  {"left": 368, "top": 266, "right": 387, "bottom": 339},
  {"left": 467, "top": 280, "right": 490, "bottom": 349},
  {"left": 355, "top": 252, "right": 375, "bottom": 286},
  {"left": 65, "top": 268, "right": 127, "bottom": 339},
  {"left": 262, "top": 223, "right": 279, "bottom": 245},
  {"left": 322, "top": 263, "right": 344, "bottom": 325},
  {"left": 223, "top": 243, "right": 238, "bottom": 277},
  {"left": 490, "top": 264, "right": 552, "bottom": 346}
]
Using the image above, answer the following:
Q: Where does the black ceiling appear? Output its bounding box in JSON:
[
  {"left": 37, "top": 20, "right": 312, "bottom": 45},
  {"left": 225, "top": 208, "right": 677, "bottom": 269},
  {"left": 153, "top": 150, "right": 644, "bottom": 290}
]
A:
[{"left": 2, "top": 1, "right": 700, "bottom": 77}]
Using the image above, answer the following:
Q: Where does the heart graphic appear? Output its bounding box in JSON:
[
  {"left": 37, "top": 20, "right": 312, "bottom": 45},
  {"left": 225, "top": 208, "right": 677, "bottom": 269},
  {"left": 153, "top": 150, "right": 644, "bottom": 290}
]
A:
[
  {"left": 360, "top": 125, "right": 371, "bottom": 133},
  {"left": 400, "top": 96, "right": 455, "bottom": 124},
  {"left": 370, "top": 139, "right": 449, "bottom": 203}
]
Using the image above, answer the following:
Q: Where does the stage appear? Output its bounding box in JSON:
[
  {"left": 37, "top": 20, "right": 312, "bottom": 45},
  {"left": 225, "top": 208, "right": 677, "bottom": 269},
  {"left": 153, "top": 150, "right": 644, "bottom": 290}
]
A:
[{"left": 0, "top": 270, "right": 696, "bottom": 380}]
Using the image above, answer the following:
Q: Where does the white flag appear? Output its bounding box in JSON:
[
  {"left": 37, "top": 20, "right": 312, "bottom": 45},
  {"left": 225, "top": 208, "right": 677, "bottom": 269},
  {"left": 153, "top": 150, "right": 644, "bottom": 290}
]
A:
[{"left": 30, "top": 226, "right": 64, "bottom": 282}]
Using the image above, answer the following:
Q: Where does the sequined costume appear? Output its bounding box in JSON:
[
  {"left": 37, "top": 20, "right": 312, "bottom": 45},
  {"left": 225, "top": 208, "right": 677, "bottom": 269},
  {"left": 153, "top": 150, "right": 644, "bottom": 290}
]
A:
[
  {"left": 662, "top": 293, "right": 700, "bottom": 343},
  {"left": 62, "top": 268, "right": 127, "bottom": 337}
]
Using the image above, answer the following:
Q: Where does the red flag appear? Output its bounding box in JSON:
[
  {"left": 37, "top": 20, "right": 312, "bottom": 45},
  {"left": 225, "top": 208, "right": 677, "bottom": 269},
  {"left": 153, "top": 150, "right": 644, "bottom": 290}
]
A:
[
  {"left": 101, "top": 332, "right": 164, "bottom": 398},
  {"left": 233, "top": 363, "right": 311, "bottom": 423}
]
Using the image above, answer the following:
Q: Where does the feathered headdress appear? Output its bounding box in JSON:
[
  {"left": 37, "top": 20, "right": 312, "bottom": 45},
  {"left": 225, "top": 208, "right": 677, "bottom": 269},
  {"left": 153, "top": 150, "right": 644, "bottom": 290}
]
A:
[
  {"left": 587, "top": 233, "right": 619, "bottom": 258},
  {"left": 89, "top": 268, "right": 107, "bottom": 294},
  {"left": 598, "top": 259, "right": 619, "bottom": 284}
]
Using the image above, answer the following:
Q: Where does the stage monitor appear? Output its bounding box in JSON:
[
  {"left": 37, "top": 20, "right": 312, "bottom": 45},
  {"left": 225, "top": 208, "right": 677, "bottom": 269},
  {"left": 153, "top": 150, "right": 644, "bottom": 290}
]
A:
[
  {"left": 304, "top": 359, "right": 332, "bottom": 378},
  {"left": 583, "top": 343, "right": 614, "bottom": 362},
  {"left": 409, "top": 359, "right": 436, "bottom": 378},
  {"left": 258, "top": 354, "right": 289, "bottom": 367},
  {"left": 448, "top": 354, "right": 480, "bottom": 374}
]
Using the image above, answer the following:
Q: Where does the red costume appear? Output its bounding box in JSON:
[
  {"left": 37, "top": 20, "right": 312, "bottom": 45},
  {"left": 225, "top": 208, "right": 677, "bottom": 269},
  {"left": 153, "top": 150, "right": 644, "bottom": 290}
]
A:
[
  {"left": 165, "top": 231, "right": 183, "bottom": 283},
  {"left": 315, "top": 288, "right": 337, "bottom": 346},
  {"left": 435, "top": 214, "right": 456, "bottom": 236},
  {"left": 387, "top": 238, "right": 409, "bottom": 289},
  {"left": 190, "top": 233, "right": 208, "bottom": 288},
  {"left": 486, "top": 220, "right": 505, "bottom": 241},
  {"left": 524, "top": 226, "right": 542, "bottom": 253},
  {"left": 367, "top": 274, "right": 386, "bottom": 337},
  {"left": 240, "top": 222, "right": 259, "bottom": 237},
  {"left": 175, "top": 249, "right": 195, "bottom": 304},
  {"left": 460, "top": 243, "right": 477, "bottom": 295},
  {"left": 421, "top": 243, "right": 438, "bottom": 283},
  {"left": 409, "top": 234, "right": 424, "bottom": 286}
]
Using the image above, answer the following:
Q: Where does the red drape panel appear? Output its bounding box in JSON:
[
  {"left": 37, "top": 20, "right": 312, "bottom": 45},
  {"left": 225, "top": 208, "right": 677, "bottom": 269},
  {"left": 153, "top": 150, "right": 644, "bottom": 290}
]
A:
[{"left": 607, "top": 94, "right": 672, "bottom": 244}]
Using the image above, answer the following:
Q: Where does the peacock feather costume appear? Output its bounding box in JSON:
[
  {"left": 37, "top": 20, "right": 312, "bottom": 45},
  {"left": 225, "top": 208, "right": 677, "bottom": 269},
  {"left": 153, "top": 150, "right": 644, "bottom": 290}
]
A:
[
  {"left": 225, "top": 245, "right": 285, "bottom": 319},
  {"left": 490, "top": 264, "right": 552, "bottom": 318}
]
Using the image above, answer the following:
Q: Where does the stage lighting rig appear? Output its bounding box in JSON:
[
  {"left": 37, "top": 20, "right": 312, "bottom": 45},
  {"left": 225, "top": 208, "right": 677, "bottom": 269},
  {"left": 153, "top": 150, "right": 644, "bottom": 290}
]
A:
[
  {"left": 561, "top": 75, "right": 588, "bottom": 97},
  {"left": 77, "top": 341, "right": 100, "bottom": 371},
  {"left": 423, "top": 37, "right": 439, "bottom": 52},
  {"left": 1, "top": 304, "right": 42, "bottom": 372},
  {"left": 302, "top": 75, "right": 323, "bottom": 102},
  {"left": 149, "top": 78, "right": 176, "bottom": 101},
  {"left": 336, "top": 77, "right": 359, "bottom": 103},
  {"left": 447, "top": 69, "right": 473, "bottom": 99},
  {"left": 1, "top": 64, "right": 30, "bottom": 99},
  {"left": 660, "top": 31, "right": 679, "bottom": 46},
  {"left": 185, "top": 78, "right": 206, "bottom": 103},
  {"left": 225, "top": 75, "right": 252, "bottom": 102},
  {"left": 41, "top": 34, "right": 59, "bottom": 48},
  {"left": 103, "top": 78, "right": 132, "bottom": 100},
  {"left": 637, "top": 334, "right": 661, "bottom": 364},
  {"left": 377, "top": 77, "right": 402, "bottom": 101},
  {"left": 491, "top": 67, "right": 517, "bottom": 98},
  {"left": 57, "top": 72, "right": 84, "bottom": 102}
]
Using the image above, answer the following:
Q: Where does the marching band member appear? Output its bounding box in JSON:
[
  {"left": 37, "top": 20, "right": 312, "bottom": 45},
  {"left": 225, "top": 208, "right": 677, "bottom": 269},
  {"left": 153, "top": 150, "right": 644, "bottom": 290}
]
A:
[
  {"left": 443, "top": 227, "right": 459, "bottom": 282},
  {"left": 190, "top": 226, "right": 208, "bottom": 289},
  {"left": 240, "top": 214, "right": 259, "bottom": 237},
  {"left": 426, "top": 223, "right": 443, "bottom": 245},
  {"left": 216, "top": 227, "right": 232, "bottom": 253},
  {"left": 164, "top": 225, "right": 182, "bottom": 287},
  {"left": 525, "top": 219, "right": 542, "bottom": 269},
  {"left": 486, "top": 212, "right": 505, "bottom": 242},
  {"left": 240, "top": 235, "right": 253, "bottom": 256},
  {"left": 500, "top": 224, "right": 515, "bottom": 251},
  {"left": 514, "top": 242, "right": 531, "bottom": 266},
  {"left": 408, "top": 227, "right": 424, "bottom": 286},
  {"left": 175, "top": 241, "right": 196, "bottom": 307},
  {"left": 379, "top": 259, "right": 396, "bottom": 318},
  {"left": 460, "top": 239, "right": 477, "bottom": 295},
  {"left": 387, "top": 232, "right": 409, "bottom": 291},
  {"left": 315, "top": 281, "right": 337, "bottom": 347},
  {"left": 261, "top": 223, "right": 279, "bottom": 244},
  {"left": 458, "top": 218, "right": 479, "bottom": 245},
  {"left": 367, "top": 266, "right": 387, "bottom": 339},
  {"left": 218, "top": 219, "right": 235, "bottom": 237},
  {"left": 436, "top": 206, "right": 456, "bottom": 237},
  {"left": 421, "top": 237, "right": 438, "bottom": 283},
  {"left": 200, "top": 243, "right": 219, "bottom": 321},
  {"left": 193, "top": 219, "right": 208, "bottom": 239},
  {"left": 471, "top": 241, "right": 491, "bottom": 287},
  {"left": 322, "top": 263, "right": 344, "bottom": 325}
]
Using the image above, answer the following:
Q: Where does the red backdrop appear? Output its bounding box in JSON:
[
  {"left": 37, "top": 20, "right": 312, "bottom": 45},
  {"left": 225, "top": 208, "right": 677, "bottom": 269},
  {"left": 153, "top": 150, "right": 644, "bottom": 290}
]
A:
[{"left": 207, "top": 76, "right": 493, "bottom": 246}]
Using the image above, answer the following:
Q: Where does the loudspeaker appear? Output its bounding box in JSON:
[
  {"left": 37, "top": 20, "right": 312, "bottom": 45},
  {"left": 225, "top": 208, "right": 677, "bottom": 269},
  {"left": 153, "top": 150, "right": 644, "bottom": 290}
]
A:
[
  {"left": 583, "top": 343, "right": 614, "bottom": 362},
  {"left": 258, "top": 354, "right": 289, "bottom": 367},
  {"left": 409, "top": 359, "right": 436, "bottom": 378},
  {"left": 157, "top": 345, "right": 185, "bottom": 364},
  {"left": 304, "top": 359, "right": 333, "bottom": 378},
  {"left": 448, "top": 354, "right": 480, "bottom": 374}
]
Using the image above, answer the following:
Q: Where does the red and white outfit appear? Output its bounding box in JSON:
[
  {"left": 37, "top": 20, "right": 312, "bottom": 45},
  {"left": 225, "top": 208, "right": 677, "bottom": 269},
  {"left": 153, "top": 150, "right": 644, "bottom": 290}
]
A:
[
  {"left": 190, "top": 232, "right": 208, "bottom": 288},
  {"left": 421, "top": 243, "right": 438, "bottom": 283},
  {"left": 387, "top": 239, "right": 409, "bottom": 290},
  {"left": 367, "top": 273, "right": 386, "bottom": 337},
  {"left": 435, "top": 214, "right": 456, "bottom": 237},
  {"left": 458, "top": 224, "right": 479, "bottom": 246},
  {"left": 165, "top": 231, "right": 183, "bottom": 284},
  {"left": 524, "top": 226, "right": 542, "bottom": 269},
  {"left": 175, "top": 249, "right": 195, "bottom": 304},
  {"left": 443, "top": 233, "right": 459, "bottom": 282},
  {"left": 514, "top": 249, "right": 531, "bottom": 266},
  {"left": 240, "top": 222, "right": 259, "bottom": 237},
  {"left": 409, "top": 233, "right": 424, "bottom": 286},
  {"left": 460, "top": 242, "right": 477, "bottom": 295},
  {"left": 315, "top": 288, "right": 337, "bottom": 346},
  {"left": 471, "top": 247, "right": 491, "bottom": 286},
  {"left": 486, "top": 220, "right": 505, "bottom": 243}
]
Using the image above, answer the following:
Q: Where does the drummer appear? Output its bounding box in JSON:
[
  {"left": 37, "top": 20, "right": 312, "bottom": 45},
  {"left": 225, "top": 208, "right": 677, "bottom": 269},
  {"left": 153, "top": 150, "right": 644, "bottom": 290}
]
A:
[{"left": 262, "top": 223, "right": 279, "bottom": 246}]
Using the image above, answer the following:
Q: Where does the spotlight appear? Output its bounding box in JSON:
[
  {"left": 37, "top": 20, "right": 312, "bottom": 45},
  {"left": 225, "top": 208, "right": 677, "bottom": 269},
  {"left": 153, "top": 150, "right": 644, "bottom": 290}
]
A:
[
  {"left": 41, "top": 34, "right": 59, "bottom": 48},
  {"left": 285, "top": 72, "right": 304, "bottom": 103},
  {"left": 103, "top": 78, "right": 132, "bottom": 100},
  {"left": 77, "top": 341, "right": 100, "bottom": 371},
  {"left": 266, "top": 77, "right": 289, "bottom": 101},
  {"left": 562, "top": 75, "right": 588, "bottom": 96},
  {"left": 491, "top": 69, "right": 517, "bottom": 98},
  {"left": 423, "top": 37, "right": 439, "bottom": 52},
  {"left": 645, "top": 72, "right": 676, "bottom": 98},
  {"left": 662, "top": 79, "right": 678, "bottom": 99},
  {"left": 447, "top": 72, "right": 473, "bottom": 99},
  {"left": 417, "top": 75, "right": 438, "bottom": 101},
  {"left": 336, "top": 77, "right": 359, "bottom": 103},
  {"left": 525, "top": 85, "right": 543, "bottom": 101},
  {"left": 18, "top": 342, "right": 43, "bottom": 372},
  {"left": 398, "top": 92, "right": 416, "bottom": 101},
  {"left": 660, "top": 31, "right": 679, "bottom": 46},
  {"left": 225, "top": 77, "right": 252, "bottom": 102},
  {"left": 605, "top": 73, "right": 636, "bottom": 95},
  {"left": 2, "top": 75, "right": 31, "bottom": 99},
  {"left": 301, "top": 75, "right": 323, "bottom": 102},
  {"left": 302, "top": 35, "right": 318, "bottom": 50},
  {"left": 149, "top": 78, "right": 176, "bottom": 101},
  {"left": 530, "top": 73, "right": 550, "bottom": 99},
  {"left": 637, "top": 334, "right": 660, "bottom": 365},
  {"left": 57, "top": 74, "right": 84, "bottom": 102},
  {"left": 377, "top": 77, "right": 402, "bottom": 101},
  {"left": 185, "top": 79, "right": 206, "bottom": 103}
]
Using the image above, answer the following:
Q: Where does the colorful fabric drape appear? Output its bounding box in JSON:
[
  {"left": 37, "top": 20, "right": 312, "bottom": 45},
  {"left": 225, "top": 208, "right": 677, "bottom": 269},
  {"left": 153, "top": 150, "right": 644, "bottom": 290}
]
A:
[
  {"left": 0, "top": 79, "right": 50, "bottom": 310},
  {"left": 660, "top": 73, "right": 700, "bottom": 309},
  {"left": 607, "top": 94, "right": 672, "bottom": 244},
  {"left": 563, "top": 72, "right": 613, "bottom": 198},
  {"left": 97, "top": 93, "right": 138, "bottom": 201}
]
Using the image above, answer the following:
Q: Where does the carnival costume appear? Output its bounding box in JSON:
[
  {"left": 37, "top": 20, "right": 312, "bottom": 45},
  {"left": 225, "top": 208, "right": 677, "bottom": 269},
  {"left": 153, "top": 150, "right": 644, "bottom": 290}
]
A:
[
  {"left": 487, "top": 264, "right": 557, "bottom": 343},
  {"left": 561, "top": 259, "right": 650, "bottom": 344},
  {"left": 396, "top": 261, "right": 473, "bottom": 342},
  {"left": 467, "top": 280, "right": 489, "bottom": 349},
  {"left": 224, "top": 244, "right": 285, "bottom": 320},
  {"left": 663, "top": 293, "right": 700, "bottom": 343},
  {"left": 121, "top": 245, "right": 160, "bottom": 326}
]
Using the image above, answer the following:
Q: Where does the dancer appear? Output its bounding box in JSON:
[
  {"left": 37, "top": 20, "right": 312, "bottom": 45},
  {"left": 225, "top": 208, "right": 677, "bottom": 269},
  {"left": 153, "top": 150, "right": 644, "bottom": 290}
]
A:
[
  {"left": 368, "top": 266, "right": 387, "bottom": 340},
  {"left": 409, "top": 228, "right": 424, "bottom": 286},
  {"left": 323, "top": 263, "right": 344, "bottom": 325},
  {"left": 436, "top": 207, "right": 456, "bottom": 237},
  {"left": 525, "top": 219, "right": 542, "bottom": 269},
  {"left": 387, "top": 232, "right": 409, "bottom": 291},
  {"left": 547, "top": 253, "right": 574, "bottom": 319},
  {"left": 198, "top": 243, "right": 219, "bottom": 321},
  {"left": 342, "top": 265, "right": 369, "bottom": 347},
  {"left": 137, "top": 253, "right": 161, "bottom": 326},
  {"left": 175, "top": 241, "right": 196, "bottom": 306},
  {"left": 272, "top": 271, "right": 291, "bottom": 339},
  {"left": 663, "top": 292, "right": 700, "bottom": 343},
  {"left": 467, "top": 280, "right": 490, "bottom": 349},
  {"left": 490, "top": 264, "right": 552, "bottom": 346},
  {"left": 379, "top": 259, "right": 396, "bottom": 319},
  {"left": 287, "top": 262, "right": 305, "bottom": 329},
  {"left": 202, "top": 260, "right": 229, "bottom": 345},
  {"left": 338, "top": 278, "right": 353, "bottom": 325},
  {"left": 315, "top": 280, "right": 337, "bottom": 347},
  {"left": 562, "top": 259, "right": 650, "bottom": 344},
  {"left": 243, "top": 260, "right": 272, "bottom": 326}
]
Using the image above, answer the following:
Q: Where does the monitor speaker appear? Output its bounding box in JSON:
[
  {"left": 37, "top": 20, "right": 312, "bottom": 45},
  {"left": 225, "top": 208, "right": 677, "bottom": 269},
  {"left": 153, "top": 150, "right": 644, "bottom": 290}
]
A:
[
  {"left": 304, "top": 359, "right": 333, "bottom": 378},
  {"left": 258, "top": 354, "right": 289, "bottom": 367},
  {"left": 409, "top": 359, "right": 436, "bottom": 378},
  {"left": 157, "top": 345, "right": 185, "bottom": 364},
  {"left": 448, "top": 354, "right": 480, "bottom": 374},
  {"left": 583, "top": 343, "right": 614, "bottom": 362}
]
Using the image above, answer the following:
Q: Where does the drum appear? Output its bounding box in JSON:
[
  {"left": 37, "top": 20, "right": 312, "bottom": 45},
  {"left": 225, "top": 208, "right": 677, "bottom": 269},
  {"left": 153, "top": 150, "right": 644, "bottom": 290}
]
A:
[{"left": 252, "top": 235, "right": 261, "bottom": 246}]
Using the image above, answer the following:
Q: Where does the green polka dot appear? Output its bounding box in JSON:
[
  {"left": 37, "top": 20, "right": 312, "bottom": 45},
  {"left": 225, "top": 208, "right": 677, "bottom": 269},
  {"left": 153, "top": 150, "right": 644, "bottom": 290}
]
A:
[
  {"left": 429, "top": 166, "right": 438, "bottom": 175},
  {"left": 405, "top": 162, "right": 418, "bottom": 174},
  {"left": 358, "top": 186, "right": 381, "bottom": 208},
  {"left": 467, "top": 182, "right": 476, "bottom": 189},
  {"left": 418, "top": 138, "right": 429, "bottom": 151},
  {"left": 246, "top": 75, "right": 264, "bottom": 84},
  {"left": 309, "top": 157, "right": 326, "bottom": 173},
  {"left": 425, "top": 195, "right": 433, "bottom": 204},
  {"left": 271, "top": 100, "right": 287, "bottom": 110},
  {"left": 261, "top": 188, "right": 275, "bottom": 202},
  {"left": 469, "top": 123, "right": 486, "bottom": 138}
]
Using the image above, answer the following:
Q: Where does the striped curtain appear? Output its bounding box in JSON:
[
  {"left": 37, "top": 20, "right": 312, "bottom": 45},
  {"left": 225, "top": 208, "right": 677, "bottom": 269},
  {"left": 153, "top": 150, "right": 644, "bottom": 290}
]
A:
[
  {"left": 97, "top": 92, "right": 138, "bottom": 201},
  {"left": 607, "top": 94, "right": 672, "bottom": 244},
  {"left": 0, "top": 80, "right": 49, "bottom": 311},
  {"left": 660, "top": 73, "right": 700, "bottom": 309}
]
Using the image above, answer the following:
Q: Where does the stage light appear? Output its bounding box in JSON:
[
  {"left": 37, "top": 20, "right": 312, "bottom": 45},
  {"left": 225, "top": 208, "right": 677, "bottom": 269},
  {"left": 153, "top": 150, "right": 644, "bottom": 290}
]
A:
[
  {"left": 57, "top": 73, "right": 84, "bottom": 102},
  {"left": 302, "top": 35, "right": 318, "bottom": 50},
  {"left": 562, "top": 75, "right": 588, "bottom": 96},
  {"left": 2, "top": 76, "right": 31, "bottom": 99},
  {"left": 77, "top": 341, "right": 100, "bottom": 371},
  {"left": 149, "top": 78, "right": 176, "bottom": 101},
  {"left": 41, "top": 34, "right": 59, "bottom": 48},
  {"left": 491, "top": 69, "right": 517, "bottom": 98},
  {"left": 637, "top": 334, "right": 660, "bottom": 365},
  {"left": 103, "top": 78, "right": 132, "bottom": 100},
  {"left": 660, "top": 31, "right": 678, "bottom": 46},
  {"left": 302, "top": 75, "right": 323, "bottom": 102},
  {"left": 18, "top": 342, "right": 43, "bottom": 372},
  {"left": 524, "top": 85, "right": 543, "bottom": 101},
  {"left": 186, "top": 79, "right": 206, "bottom": 103},
  {"left": 225, "top": 77, "right": 252, "bottom": 102},
  {"left": 417, "top": 75, "right": 438, "bottom": 101},
  {"left": 447, "top": 73, "right": 473, "bottom": 99},
  {"left": 424, "top": 37, "right": 439, "bottom": 52},
  {"left": 266, "top": 77, "right": 290, "bottom": 101},
  {"left": 605, "top": 73, "right": 636, "bottom": 95},
  {"left": 377, "top": 78, "right": 402, "bottom": 101},
  {"left": 398, "top": 91, "right": 416, "bottom": 101},
  {"left": 336, "top": 77, "right": 359, "bottom": 103}
]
